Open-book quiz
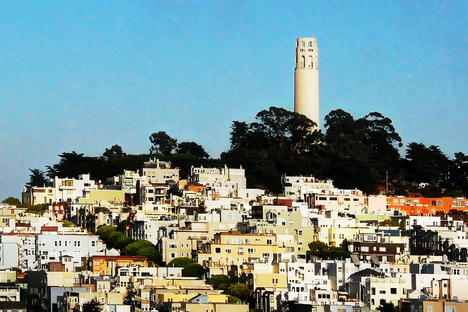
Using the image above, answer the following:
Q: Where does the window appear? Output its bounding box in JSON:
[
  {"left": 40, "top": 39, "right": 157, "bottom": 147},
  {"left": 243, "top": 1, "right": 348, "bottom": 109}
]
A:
[
  {"left": 266, "top": 239, "right": 273, "bottom": 245},
  {"left": 391, "top": 288, "right": 397, "bottom": 294},
  {"left": 226, "top": 249, "right": 232, "bottom": 254},
  {"left": 215, "top": 248, "right": 221, "bottom": 253}
]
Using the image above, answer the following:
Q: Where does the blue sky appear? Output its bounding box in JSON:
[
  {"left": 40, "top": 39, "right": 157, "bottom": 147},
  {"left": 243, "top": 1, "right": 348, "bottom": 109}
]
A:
[{"left": 1, "top": 1, "right": 467, "bottom": 200}]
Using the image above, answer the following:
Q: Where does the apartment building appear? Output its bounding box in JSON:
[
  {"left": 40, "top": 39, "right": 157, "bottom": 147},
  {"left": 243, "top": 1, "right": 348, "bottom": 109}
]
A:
[
  {"left": 198, "top": 231, "right": 303, "bottom": 271},
  {"left": 36, "top": 226, "right": 104, "bottom": 270}
]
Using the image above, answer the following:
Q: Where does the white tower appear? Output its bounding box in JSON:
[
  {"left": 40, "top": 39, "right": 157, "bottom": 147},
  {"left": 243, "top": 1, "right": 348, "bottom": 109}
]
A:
[{"left": 294, "top": 37, "right": 320, "bottom": 128}]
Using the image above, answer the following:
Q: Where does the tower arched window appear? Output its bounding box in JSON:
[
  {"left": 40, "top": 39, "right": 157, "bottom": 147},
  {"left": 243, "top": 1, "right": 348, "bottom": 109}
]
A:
[
  {"left": 308, "top": 41, "right": 312, "bottom": 47},
  {"left": 301, "top": 55, "right": 305, "bottom": 68},
  {"left": 301, "top": 41, "right": 305, "bottom": 47},
  {"left": 309, "top": 55, "right": 313, "bottom": 68}
]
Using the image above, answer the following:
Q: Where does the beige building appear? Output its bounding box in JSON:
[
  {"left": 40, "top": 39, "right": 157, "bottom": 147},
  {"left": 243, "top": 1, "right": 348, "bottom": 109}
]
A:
[
  {"left": 78, "top": 189, "right": 125, "bottom": 204},
  {"left": 141, "top": 158, "right": 179, "bottom": 184},
  {"left": 198, "top": 231, "right": 302, "bottom": 273}
]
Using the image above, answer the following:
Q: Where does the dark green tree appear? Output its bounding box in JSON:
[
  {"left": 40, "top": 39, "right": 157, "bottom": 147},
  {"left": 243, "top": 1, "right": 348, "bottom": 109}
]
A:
[
  {"left": 27, "top": 168, "right": 47, "bottom": 187},
  {"left": 96, "top": 225, "right": 117, "bottom": 242},
  {"left": 46, "top": 151, "right": 99, "bottom": 179},
  {"left": 206, "top": 275, "right": 232, "bottom": 289},
  {"left": 222, "top": 106, "right": 322, "bottom": 193},
  {"left": 226, "top": 283, "right": 250, "bottom": 302},
  {"left": 182, "top": 263, "right": 205, "bottom": 278},
  {"left": 102, "top": 144, "right": 125, "bottom": 160},
  {"left": 308, "top": 240, "right": 349, "bottom": 260},
  {"left": 376, "top": 301, "right": 397, "bottom": 312},
  {"left": 176, "top": 141, "right": 210, "bottom": 159},
  {"left": 323, "top": 109, "right": 403, "bottom": 194},
  {"left": 2, "top": 197, "right": 22, "bottom": 206},
  {"left": 82, "top": 298, "right": 103, "bottom": 312},
  {"left": 167, "top": 257, "right": 194, "bottom": 267},
  {"left": 149, "top": 131, "right": 177, "bottom": 154},
  {"left": 123, "top": 288, "right": 136, "bottom": 312},
  {"left": 123, "top": 240, "right": 162, "bottom": 265},
  {"left": 308, "top": 241, "right": 328, "bottom": 258},
  {"left": 117, "top": 220, "right": 133, "bottom": 233},
  {"left": 405, "top": 143, "right": 449, "bottom": 186},
  {"left": 167, "top": 184, "right": 183, "bottom": 197},
  {"left": 114, "top": 235, "right": 135, "bottom": 250}
]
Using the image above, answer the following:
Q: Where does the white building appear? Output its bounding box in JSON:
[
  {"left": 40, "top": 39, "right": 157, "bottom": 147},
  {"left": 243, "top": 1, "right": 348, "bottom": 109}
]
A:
[
  {"left": 22, "top": 173, "right": 98, "bottom": 205},
  {"left": 189, "top": 165, "right": 246, "bottom": 198},
  {"left": 36, "top": 226, "right": 105, "bottom": 270}
]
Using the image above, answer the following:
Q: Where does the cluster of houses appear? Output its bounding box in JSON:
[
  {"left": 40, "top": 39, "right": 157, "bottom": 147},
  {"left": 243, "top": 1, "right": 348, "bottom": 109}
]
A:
[{"left": 2, "top": 158, "right": 468, "bottom": 312}]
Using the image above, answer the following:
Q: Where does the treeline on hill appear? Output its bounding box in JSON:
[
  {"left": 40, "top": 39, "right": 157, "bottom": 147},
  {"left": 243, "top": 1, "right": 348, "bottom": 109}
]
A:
[{"left": 26, "top": 106, "right": 468, "bottom": 197}]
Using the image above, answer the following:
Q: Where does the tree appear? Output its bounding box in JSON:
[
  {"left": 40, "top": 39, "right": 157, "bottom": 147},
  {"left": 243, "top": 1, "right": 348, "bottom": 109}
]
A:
[
  {"left": 167, "top": 257, "right": 194, "bottom": 268},
  {"left": 149, "top": 131, "right": 177, "bottom": 154},
  {"left": 176, "top": 141, "right": 210, "bottom": 159},
  {"left": 323, "top": 109, "right": 405, "bottom": 194},
  {"left": 82, "top": 298, "right": 103, "bottom": 312},
  {"left": 308, "top": 241, "right": 328, "bottom": 258},
  {"left": 62, "top": 220, "right": 76, "bottom": 227},
  {"left": 123, "top": 288, "right": 136, "bottom": 312},
  {"left": 27, "top": 168, "right": 47, "bottom": 187},
  {"left": 167, "top": 184, "right": 183, "bottom": 197},
  {"left": 107, "top": 231, "right": 124, "bottom": 248},
  {"left": 123, "top": 240, "right": 162, "bottom": 265},
  {"left": 46, "top": 151, "right": 99, "bottom": 179},
  {"left": 2, "top": 197, "right": 21, "bottom": 206},
  {"left": 25, "top": 204, "right": 45, "bottom": 215},
  {"left": 182, "top": 263, "right": 205, "bottom": 278},
  {"left": 96, "top": 225, "right": 117, "bottom": 243},
  {"left": 114, "top": 235, "right": 134, "bottom": 250},
  {"left": 207, "top": 274, "right": 232, "bottom": 289},
  {"left": 102, "top": 144, "right": 125, "bottom": 160},
  {"left": 226, "top": 283, "right": 250, "bottom": 302},
  {"left": 223, "top": 106, "right": 322, "bottom": 193},
  {"left": 117, "top": 220, "right": 133, "bottom": 233},
  {"left": 308, "top": 240, "right": 350, "bottom": 260},
  {"left": 405, "top": 143, "right": 449, "bottom": 186},
  {"left": 376, "top": 301, "right": 397, "bottom": 312}
]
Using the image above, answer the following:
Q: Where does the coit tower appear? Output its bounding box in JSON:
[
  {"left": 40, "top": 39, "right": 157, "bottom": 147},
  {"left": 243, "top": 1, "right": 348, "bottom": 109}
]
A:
[{"left": 294, "top": 37, "right": 320, "bottom": 128}]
